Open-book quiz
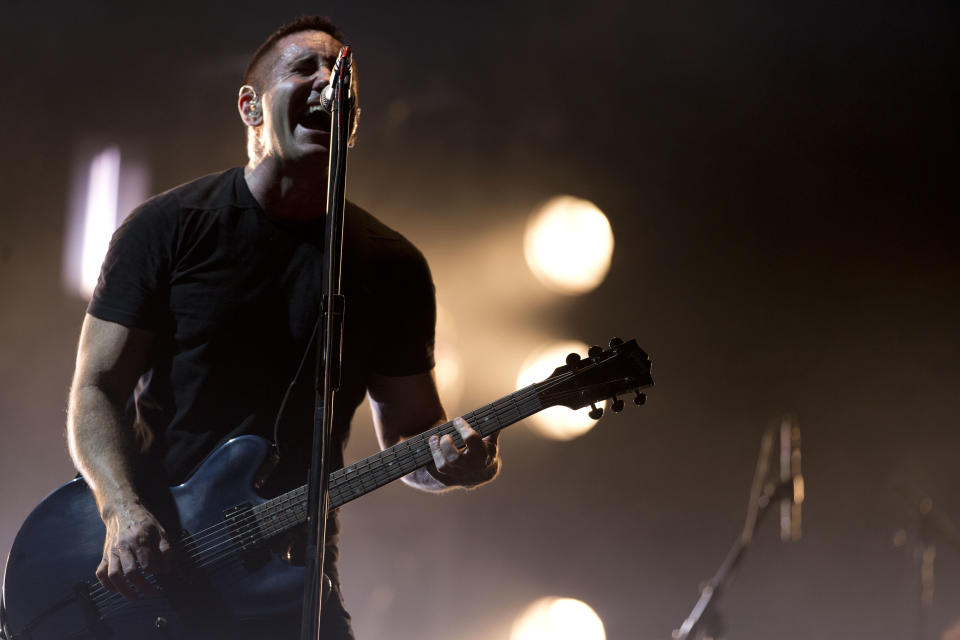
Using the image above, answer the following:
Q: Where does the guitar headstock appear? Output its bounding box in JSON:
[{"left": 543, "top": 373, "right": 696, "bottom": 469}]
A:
[{"left": 533, "top": 338, "right": 653, "bottom": 419}]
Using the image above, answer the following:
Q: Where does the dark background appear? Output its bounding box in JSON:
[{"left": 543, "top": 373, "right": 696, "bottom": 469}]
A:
[{"left": 1, "top": 2, "right": 958, "bottom": 639}]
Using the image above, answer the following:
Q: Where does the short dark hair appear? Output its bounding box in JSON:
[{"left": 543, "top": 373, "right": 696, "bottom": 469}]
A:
[
  {"left": 242, "top": 15, "right": 360, "bottom": 147},
  {"left": 243, "top": 15, "right": 346, "bottom": 90}
]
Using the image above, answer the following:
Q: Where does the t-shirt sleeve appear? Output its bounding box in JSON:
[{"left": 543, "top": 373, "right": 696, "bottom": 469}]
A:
[
  {"left": 369, "top": 243, "right": 437, "bottom": 376},
  {"left": 87, "top": 198, "right": 175, "bottom": 330}
]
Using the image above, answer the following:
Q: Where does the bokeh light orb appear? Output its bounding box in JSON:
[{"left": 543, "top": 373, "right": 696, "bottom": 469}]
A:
[
  {"left": 517, "top": 341, "right": 604, "bottom": 441},
  {"left": 511, "top": 597, "right": 606, "bottom": 640},
  {"left": 523, "top": 195, "right": 614, "bottom": 295}
]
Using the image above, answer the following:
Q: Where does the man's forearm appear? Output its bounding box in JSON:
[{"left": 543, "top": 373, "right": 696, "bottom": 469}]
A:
[
  {"left": 368, "top": 374, "right": 500, "bottom": 493},
  {"left": 67, "top": 383, "right": 143, "bottom": 519},
  {"left": 67, "top": 316, "right": 172, "bottom": 598}
]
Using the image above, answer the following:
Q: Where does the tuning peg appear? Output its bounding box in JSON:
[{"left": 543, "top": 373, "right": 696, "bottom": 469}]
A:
[
  {"left": 565, "top": 352, "right": 581, "bottom": 366},
  {"left": 633, "top": 390, "right": 646, "bottom": 406},
  {"left": 588, "top": 402, "right": 603, "bottom": 420},
  {"left": 609, "top": 337, "right": 624, "bottom": 348},
  {"left": 611, "top": 397, "right": 625, "bottom": 413},
  {"left": 587, "top": 345, "right": 603, "bottom": 358}
]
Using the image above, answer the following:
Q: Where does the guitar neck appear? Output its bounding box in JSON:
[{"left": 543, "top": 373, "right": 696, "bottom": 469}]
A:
[{"left": 248, "top": 384, "right": 545, "bottom": 540}]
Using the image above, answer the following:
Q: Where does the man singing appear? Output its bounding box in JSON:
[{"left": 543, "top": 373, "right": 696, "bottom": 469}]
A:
[{"left": 67, "top": 15, "right": 499, "bottom": 639}]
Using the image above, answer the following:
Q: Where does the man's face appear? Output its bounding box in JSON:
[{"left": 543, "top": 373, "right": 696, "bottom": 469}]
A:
[{"left": 256, "top": 30, "right": 343, "bottom": 166}]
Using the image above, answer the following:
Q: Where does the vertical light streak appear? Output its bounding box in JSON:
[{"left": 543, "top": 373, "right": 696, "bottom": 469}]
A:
[{"left": 79, "top": 147, "right": 121, "bottom": 298}]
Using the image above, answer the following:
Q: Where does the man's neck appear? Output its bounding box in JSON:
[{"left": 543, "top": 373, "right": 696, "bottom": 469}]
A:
[{"left": 244, "top": 158, "right": 329, "bottom": 222}]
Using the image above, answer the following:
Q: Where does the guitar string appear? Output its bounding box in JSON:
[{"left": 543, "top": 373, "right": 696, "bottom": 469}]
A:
[
  {"left": 86, "top": 382, "right": 555, "bottom": 611},
  {"left": 88, "top": 360, "right": 633, "bottom": 613},
  {"left": 160, "top": 382, "right": 547, "bottom": 561},
  {"left": 90, "top": 381, "right": 611, "bottom": 618},
  {"left": 185, "top": 392, "right": 546, "bottom": 570},
  {"left": 185, "top": 384, "right": 550, "bottom": 567},
  {"left": 179, "top": 383, "right": 543, "bottom": 556},
  {"left": 93, "top": 384, "right": 540, "bottom": 608},
  {"left": 88, "top": 390, "right": 547, "bottom": 615},
  {"left": 88, "top": 365, "right": 622, "bottom": 615},
  {"left": 88, "top": 381, "right": 575, "bottom": 614},
  {"left": 88, "top": 388, "right": 540, "bottom": 612}
]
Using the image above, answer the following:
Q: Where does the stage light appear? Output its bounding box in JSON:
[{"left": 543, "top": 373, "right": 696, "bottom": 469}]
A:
[
  {"left": 511, "top": 597, "right": 606, "bottom": 640},
  {"left": 63, "top": 145, "right": 148, "bottom": 298},
  {"left": 79, "top": 147, "right": 121, "bottom": 297},
  {"left": 516, "top": 341, "right": 604, "bottom": 441},
  {"left": 434, "top": 304, "right": 464, "bottom": 409},
  {"left": 523, "top": 195, "right": 613, "bottom": 295}
]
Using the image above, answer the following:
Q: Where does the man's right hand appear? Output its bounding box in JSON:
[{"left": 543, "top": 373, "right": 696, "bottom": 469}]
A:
[{"left": 96, "top": 500, "right": 173, "bottom": 601}]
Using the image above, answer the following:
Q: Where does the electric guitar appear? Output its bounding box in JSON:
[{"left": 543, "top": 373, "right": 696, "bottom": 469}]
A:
[{"left": 0, "top": 338, "right": 652, "bottom": 640}]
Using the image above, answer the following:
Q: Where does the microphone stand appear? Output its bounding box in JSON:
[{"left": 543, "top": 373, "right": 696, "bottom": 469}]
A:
[
  {"left": 300, "top": 45, "right": 353, "bottom": 640},
  {"left": 672, "top": 427, "right": 796, "bottom": 640}
]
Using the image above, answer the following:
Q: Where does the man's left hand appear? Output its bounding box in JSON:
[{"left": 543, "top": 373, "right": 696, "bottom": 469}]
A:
[{"left": 428, "top": 417, "right": 500, "bottom": 488}]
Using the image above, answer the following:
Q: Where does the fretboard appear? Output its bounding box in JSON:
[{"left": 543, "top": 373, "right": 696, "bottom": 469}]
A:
[{"left": 247, "top": 383, "right": 544, "bottom": 543}]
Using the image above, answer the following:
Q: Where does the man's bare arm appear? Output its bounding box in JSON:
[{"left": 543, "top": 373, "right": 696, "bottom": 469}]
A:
[
  {"left": 367, "top": 371, "right": 500, "bottom": 492},
  {"left": 67, "top": 314, "right": 171, "bottom": 600}
]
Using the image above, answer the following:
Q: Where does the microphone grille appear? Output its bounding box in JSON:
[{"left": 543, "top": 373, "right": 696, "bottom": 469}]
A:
[{"left": 320, "top": 85, "right": 334, "bottom": 113}]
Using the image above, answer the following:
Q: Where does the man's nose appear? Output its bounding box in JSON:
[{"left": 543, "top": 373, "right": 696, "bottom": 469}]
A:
[{"left": 311, "top": 68, "right": 332, "bottom": 91}]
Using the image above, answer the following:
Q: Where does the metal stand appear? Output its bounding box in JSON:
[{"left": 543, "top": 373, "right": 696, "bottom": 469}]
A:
[
  {"left": 673, "top": 427, "right": 797, "bottom": 640},
  {"left": 300, "top": 46, "right": 353, "bottom": 640}
]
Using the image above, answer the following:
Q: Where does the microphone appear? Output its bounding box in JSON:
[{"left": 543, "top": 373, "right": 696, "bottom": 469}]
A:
[
  {"left": 779, "top": 417, "right": 803, "bottom": 541},
  {"left": 319, "top": 46, "right": 351, "bottom": 113},
  {"left": 319, "top": 84, "right": 334, "bottom": 113}
]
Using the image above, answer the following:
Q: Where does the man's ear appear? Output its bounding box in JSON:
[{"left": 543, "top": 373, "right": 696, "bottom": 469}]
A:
[{"left": 238, "top": 84, "right": 263, "bottom": 127}]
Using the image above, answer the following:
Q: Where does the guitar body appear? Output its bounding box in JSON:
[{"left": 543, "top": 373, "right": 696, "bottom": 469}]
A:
[{"left": 1, "top": 436, "right": 304, "bottom": 640}]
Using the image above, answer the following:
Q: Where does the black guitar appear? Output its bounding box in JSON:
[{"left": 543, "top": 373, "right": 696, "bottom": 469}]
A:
[{"left": 0, "top": 338, "right": 652, "bottom": 640}]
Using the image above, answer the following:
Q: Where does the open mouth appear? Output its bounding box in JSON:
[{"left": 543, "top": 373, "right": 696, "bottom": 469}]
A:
[{"left": 298, "top": 104, "right": 331, "bottom": 132}]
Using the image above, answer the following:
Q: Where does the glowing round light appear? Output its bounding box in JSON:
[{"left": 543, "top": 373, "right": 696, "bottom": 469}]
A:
[
  {"left": 511, "top": 597, "right": 606, "bottom": 640},
  {"left": 517, "top": 341, "right": 604, "bottom": 441},
  {"left": 523, "top": 195, "right": 614, "bottom": 295}
]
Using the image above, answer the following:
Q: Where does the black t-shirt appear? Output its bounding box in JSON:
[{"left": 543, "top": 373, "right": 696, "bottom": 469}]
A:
[{"left": 89, "top": 166, "right": 436, "bottom": 485}]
